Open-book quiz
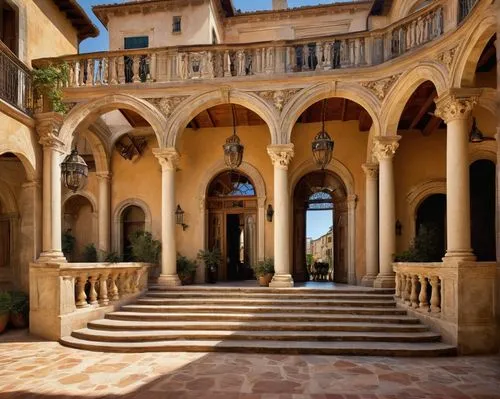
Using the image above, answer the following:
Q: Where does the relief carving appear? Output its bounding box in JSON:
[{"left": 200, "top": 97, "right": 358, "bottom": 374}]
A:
[
  {"left": 437, "top": 47, "right": 457, "bottom": 71},
  {"left": 361, "top": 74, "right": 400, "bottom": 100},
  {"left": 256, "top": 89, "right": 301, "bottom": 112},
  {"left": 146, "top": 97, "right": 188, "bottom": 118}
]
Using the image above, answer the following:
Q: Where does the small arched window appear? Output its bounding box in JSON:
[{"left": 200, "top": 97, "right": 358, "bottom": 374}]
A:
[
  {"left": 307, "top": 191, "right": 334, "bottom": 210},
  {"left": 208, "top": 171, "right": 256, "bottom": 197}
]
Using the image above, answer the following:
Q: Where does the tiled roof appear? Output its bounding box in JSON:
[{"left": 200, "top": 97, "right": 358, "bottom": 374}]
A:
[{"left": 52, "top": 0, "right": 99, "bottom": 42}]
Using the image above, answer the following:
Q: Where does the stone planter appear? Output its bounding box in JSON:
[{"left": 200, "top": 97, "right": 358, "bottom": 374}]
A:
[{"left": 0, "top": 313, "right": 8, "bottom": 333}]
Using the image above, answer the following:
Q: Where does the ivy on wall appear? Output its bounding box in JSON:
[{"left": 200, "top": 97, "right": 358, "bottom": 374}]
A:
[{"left": 32, "top": 63, "right": 69, "bottom": 114}]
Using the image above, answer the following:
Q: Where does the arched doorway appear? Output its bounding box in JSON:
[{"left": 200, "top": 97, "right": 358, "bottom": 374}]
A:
[
  {"left": 415, "top": 194, "right": 447, "bottom": 261},
  {"left": 293, "top": 171, "right": 348, "bottom": 283},
  {"left": 207, "top": 170, "right": 257, "bottom": 281},
  {"left": 122, "top": 205, "right": 146, "bottom": 261},
  {"left": 63, "top": 195, "right": 96, "bottom": 262},
  {"left": 470, "top": 159, "right": 496, "bottom": 261},
  {"left": 0, "top": 201, "right": 10, "bottom": 270}
]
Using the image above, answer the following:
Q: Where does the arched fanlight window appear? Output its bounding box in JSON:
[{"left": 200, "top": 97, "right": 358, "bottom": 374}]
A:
[
  {"left": 208, "top": 171, "right": 255, "bottom": 197},
  {"left": 307, "top": 191, "right": 334, "bottom": 210}
]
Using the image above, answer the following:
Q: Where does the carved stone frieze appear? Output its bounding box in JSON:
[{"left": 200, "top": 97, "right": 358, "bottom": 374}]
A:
[
  {"left": 256, "top": 89, "right": 301, "bottom": 112},
  {"left": 437, "top": 46, "right": 457, "bottom": 71},
  {"left": 361, "top": 74, "right": 400, "bottom": 100},
  {"left": 146, "top": 97, "right": 189, "bottom": 118}
]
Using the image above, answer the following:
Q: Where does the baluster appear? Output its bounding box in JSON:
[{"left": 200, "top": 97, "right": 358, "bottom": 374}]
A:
[
  {"left": 109, "top": 273, "right": 120, "bottom": 301},
  {"left": 108, "top": 57, "right": 116, "bottom": 84},
  {"left": 323, "top": 42, "right": 332, "bottom": 70},
  {"left": 302, "top": 44, "right": 310, "bottom": 71},
  {"left": 117, "top": 56, "right": 125, "bottom": 84},
  {"left": 418, "top": 275, "right": 430, "bottom": 311},
  {"left": 132, "top": 55, "right": 141, "bottom": 83},
  {"left": 75, "top": 275, "right": 89, "bottom": 308},
  {"left": 254, "top": 49, "right": 262, "bottom": 74},
  {"left": 88, "top": 275, "right": 98, "bottom": 305},
  {"left": 79, "top": 59, "right": 86, "bottom": 86},
  {"left": 405, "top": 274, "right": 412, "bottom": 305},
  {"left": 430, "top": 276, "right": 441, "bottom": 313},
  {"left": 98, "top": 273, "right": 109, "bottom": 305},
  {"left": 69, "top": 62, "right": 75, "bottom": 88},
  {"left": 95, "top": 59, "right": 102, "bottom": 85},
  {"left": 102, "top": 58, "right": 109, "bottom": 85},
  {"left": 72, "top": 60, "right": 80, "bottom": 87},
  {"left": 410, "top": 275, "right": 419, "bottom": 308},
  {"left": 88, "top": 58, "right": 95, "bottom": 86},
  {"left": 223, "top": 50, "right": 231, "bottom": 77},
  {"left": 128, "top": 271, "right": 135, "bottom": 292},
  {"left": 150, "top": 53, "right": 157, "bottom": 81},
  {"left": 395, "top": 271, "right": 401, "bottom": 298},
  {"left": 315, "top": 42, "right": 322, "bottom": 71}
]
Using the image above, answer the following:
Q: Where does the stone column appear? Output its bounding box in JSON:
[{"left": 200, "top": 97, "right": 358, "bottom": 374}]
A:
[
  {"left": 97, "top": 172, "right": 111, "bottom": 258},
  {"left": 373, "top": 136, "right": 400, "bottom": 288},
  {"left": 435, "top": 90, "right": 479, "bottom": 261},
  {"left": 35, "top": 113, "right": 66, "bottom": 263},
  {"left": 361, "top": 163, "right": 379, "bottom": 287},
  {"left": 267, "top": 144, "right": 294, "bottom": 288},
  {"left": 153, "top": 148, "right": 181, "bottom": 286}
]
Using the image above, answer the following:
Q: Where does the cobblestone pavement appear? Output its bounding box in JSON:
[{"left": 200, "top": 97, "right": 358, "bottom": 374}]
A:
[{"left": 1, "top": 330, "right": 499, "bottom": 399}]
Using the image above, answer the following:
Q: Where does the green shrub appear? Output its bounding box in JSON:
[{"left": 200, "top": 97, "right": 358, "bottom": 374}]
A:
[
  {"left": 177, "top": 255, "right": 197, "bottom": 280},
  {"left": 62, "top": 230, "right": 75, "bottom": 259},
  {"left": 32, "top": 63, "right": 69, "bottom": 113},
  {"left": 82, "top": 244, "right": 98, "bottom": 262},
  {"left": 394, "top": 223, "right": 443, "bottom": 262},
  {"left": 10, "top": 292, "right": 28, "bottom": 317},
  {"left": 129, "top": 231, "right": 161, "bottom": 264},
  {"left": 103, "top": 251, "right": 122, "bottom": 263},
  {"left": 252, "top": 258, "right": 275, "bottom": 277},
  {"left": 197, "top": 248, "right": 222, "bottom": 272},
  {"left": 0, "top": 292, "right": 11, "bottom": 315}
]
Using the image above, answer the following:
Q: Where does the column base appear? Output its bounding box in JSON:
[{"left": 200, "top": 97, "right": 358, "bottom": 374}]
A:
[
  {"left": 443, "top": 250, "right": 476, "bottom": 262},
  {"left": 157, "top": 274, "right": 181, "bottom": 287},
  {"left": 37, "top": 251, "right": 67, "bottom": 263},
  {"left": 361, "top": 275, "right": 377, "bottom": 287},
  {"left": 373, "top": 274, "right": 395, "bottom": 288},
  {"left": 269, "top": 273, "right": 294, "bottom": 288}
]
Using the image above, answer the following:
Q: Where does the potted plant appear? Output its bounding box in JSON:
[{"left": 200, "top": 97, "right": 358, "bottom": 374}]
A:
[
  {"left": 9, "top": 291, "right": 28, "bottom": 329},
  {"left": 197, "top": 248, "right": 221, "bottom": 284},
  {"left": 82, "top": 243, "right": 98, "bottom": 262},
  {"left": 62, "top": 229, "right": 75, "bottom": 261},
  {"left": 129, "top": 231, "right": 161, "bottom": 264},
  {"left": 177, "top": 255, "right": 197, "bottom": 285},
  {"left": 252, "top": 258, "right": 275, "bottom": 287},
  {"left": 0, "top": 292, "right": 11, "bottom": 334}
]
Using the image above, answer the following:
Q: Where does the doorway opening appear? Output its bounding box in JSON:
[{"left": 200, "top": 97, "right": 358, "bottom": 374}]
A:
[
  {"left": 207, "top": 170, "right": 257, "bottom": 281},
  {"left": 121, "top": 205, "right": 146, "bottom": 261},
  {"left": 294, "top": 171, "right": 348, "bottom": 283},
  {"left": 415, "top": 194, "right": 447, "bottom": 261}
]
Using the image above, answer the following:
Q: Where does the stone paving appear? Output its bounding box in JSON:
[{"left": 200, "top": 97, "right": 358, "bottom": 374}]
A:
[{"left": 1, "top": 329, "right": 499, "bottom": 399}]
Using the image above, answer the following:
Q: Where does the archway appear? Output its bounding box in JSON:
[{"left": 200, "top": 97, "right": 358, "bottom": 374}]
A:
[
  {"left": 121, "top": 205, "right": 146, "bottom": 261},
  {"left": 293, "top": 170, "right": 348, "bottom": 283},
  {"left": 415, "top": 194, "right": 447, "bottom": 261},
  {"left": 206, "top": 170, "right": 257, "bottom": 281},
  {"left": 470, "top": 159, "right": 496, "bottom": 261},
  {"left": 62, "top": 194, "right": 97, "bottom": 262}
]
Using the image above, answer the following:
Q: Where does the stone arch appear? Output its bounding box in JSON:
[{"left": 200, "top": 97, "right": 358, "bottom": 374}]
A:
[
  {"left": 380, "top": 62, "right": 448, "bottom": 139},
  {"left": 75, "top": 129, "right": 110, "bottom": 174},
  {"left": 197, "top": 160, "right": 267, "bottom": 263},
  {"left": 282, "top": 82, "right": 381, "bottom": 145},
  {"left": 0, "top": 147, "right": 37, "bottom": 182},
  {"left": 112, "top": 198, "right": 152, "bottom": 254},
  {"left": 406, "top": 179, "right": 446, "bottom": 239},
  {"left": 452, "top": 11, "right": 495, "bottom": 87},
  {"left": 59, "top": 94, "right": 167, "bottom": 152},
  {"left": 290, "top": 157, "right": 357, "bottom": 284},
  {"left": 0, "top": 179, "right": 19, "bottom": 215},
  {"left": 469, "top": 141, "right": 497, "bottom": 164},
  {"left": 62, "top": 190, "right": 98, "bottom": 214},
  {"left": 165, "top": 89, "right": 280, "bottom": 148}
]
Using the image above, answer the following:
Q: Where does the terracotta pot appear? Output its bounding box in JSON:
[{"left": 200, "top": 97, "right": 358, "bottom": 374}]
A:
[
  {"left": 0, "top": 313, "right": 8, "bottom": 334},
  {"left": 10, "top": 312, "right": 28, "bottom": 329},
  {"left": 258, "top": 273, "right": 274, "bottom": 287}
]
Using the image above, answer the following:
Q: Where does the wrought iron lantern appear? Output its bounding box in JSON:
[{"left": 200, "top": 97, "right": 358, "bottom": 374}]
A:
[
  {"left": 175, "top": 204, "right": 188, "bottom": 231},
  {"left": 312, "top": 99, "right": 334, "bottom": 169},
  {"left": 266, "top": 204, "right": 274, "bottom": 222},
  {"left": 60, "top": 148, "right": 88, "bottom": 193},
  {"left": 223, "top": 105, "right": 244, "bottom": 169},
  {"left": 469, "top": 117, "right": 484, "bottom": 143}
]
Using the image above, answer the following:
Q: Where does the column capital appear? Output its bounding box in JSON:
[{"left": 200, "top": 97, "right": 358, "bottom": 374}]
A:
[
  {"left": 434, "top": 89, "right": 481, "bottom": 123},
  {"left": 362, "top": 163, "right": 379, "bottom": 179},
  {"left": 35, "top": 112, "right": 65, "bottom": 151},
  {"left": 153, "top": 147, "right": 180, "bottom": 171},
  {"left": 96, "top": 172, "right": 112, "bottom": 181},
  {"left": 267, "top": 144, "right": 294, "bottom": 170},
  {"left": 372, "top": 136, "right": 401, "bottom": 162}
]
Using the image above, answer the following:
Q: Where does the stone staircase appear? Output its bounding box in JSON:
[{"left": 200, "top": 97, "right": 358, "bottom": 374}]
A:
[{"left": 60, "top": 285, "right": 457, "bottom": 356}]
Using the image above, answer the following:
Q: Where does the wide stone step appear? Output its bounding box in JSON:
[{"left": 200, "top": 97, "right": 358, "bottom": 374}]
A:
[
  {"left": 90, "top": 319, "right": 429, "bottom": 333},
  {"left": 145, "top": 291, "right": 395, "bottom": 301},
  {"left": 60, "top": 335, "right": 456, "bottom": 356},
  {"left": 131, "top": 303, "right": 407, "bottom": 315},
  {"left": 72, "top": 328, "right": 441, "bottom": 343},
  {"left": 107, "top": 311, "right": 422, "bottom": 324},
  {"left": 148, "top": 286, "right": 395, "bottom": 295},
  {"left": 140, "top": 297, "right": 396, "bottom": 307}
]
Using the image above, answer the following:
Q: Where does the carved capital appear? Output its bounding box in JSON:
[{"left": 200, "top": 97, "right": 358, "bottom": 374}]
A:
[
  {"left": 361, "top": 74, "right": 400, "bottom": 100},
  {"left": 267, "top": 144, "right": 294, "bottom": 170},
  {"left": 153, "top": 148, "right": 180, "bottom": 171},
  {"left": 372, "top": 136, "right": 401, "bottom": 161},
  {"left": 362, "top": 163, "right": 379, "bottom": 179},
  {"left": 434, "top": 90, "right": 480, "bottom": 123},
  {"left": 35, "top": 112, "right": 65, "bottom": 151}
]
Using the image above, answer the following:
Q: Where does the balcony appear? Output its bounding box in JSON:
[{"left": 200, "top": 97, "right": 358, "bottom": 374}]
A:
[
  {"left": 0, "top": 41, "right": 34, "bottom": 116},
  {"left": 34, "top": 2, "right": 446, "bottom": 89}
]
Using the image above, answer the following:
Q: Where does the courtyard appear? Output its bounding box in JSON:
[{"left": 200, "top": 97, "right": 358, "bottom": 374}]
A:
[{"left": 1, "top": 329, "right": 499, "bottom": 399}]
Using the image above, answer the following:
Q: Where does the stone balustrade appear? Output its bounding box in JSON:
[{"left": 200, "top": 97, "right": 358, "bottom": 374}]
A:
[
  {"left": 29, "top": 262, "right": 150, "bottom": 340},
  {"left": 394, "top": 263, "right": 442, "bottom": 316},
  {"left": 33, "top": 3, "right": 449, "bottom": 88}
]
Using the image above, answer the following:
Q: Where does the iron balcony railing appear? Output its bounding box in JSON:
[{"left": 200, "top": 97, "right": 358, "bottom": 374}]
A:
[{"left": 0, "top": 41, "right": 34, "bottom": 116}]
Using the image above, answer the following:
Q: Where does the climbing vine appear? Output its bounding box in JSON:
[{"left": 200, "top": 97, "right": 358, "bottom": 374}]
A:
[{"left": 32, "top": 63, "right": 69, "bottom": 114}]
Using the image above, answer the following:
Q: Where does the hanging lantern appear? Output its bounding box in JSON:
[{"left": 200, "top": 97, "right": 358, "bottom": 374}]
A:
[
  {"left": 312, "top": 99, "right": 334, "bottom": 169},
  {"left": 223, "top": 105, "right": 244, "bottom": 169},
  {"left": 60, "top": 148, "right": 88, "bottom": 192}
]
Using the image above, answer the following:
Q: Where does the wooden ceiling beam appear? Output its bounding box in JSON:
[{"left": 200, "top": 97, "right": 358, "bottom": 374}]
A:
[
  {"left": 205, "top": 109, "right": 216, "bottom": 128},
  {"left": 340, "top": 99, "right": 347, "bottom": 122},
  {"left": 422, "top": 115, "right": 442, "bottom": 136},
  {"left": 409, "top": 89, "right": 436, "bottom": 130},
  {"left": 190, "top": 117, "right": 200, "bottom": 130}
]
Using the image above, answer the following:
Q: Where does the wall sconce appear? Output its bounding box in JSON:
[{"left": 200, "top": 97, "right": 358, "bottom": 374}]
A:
[
  {"left": 395, "top": 220, "right": 402, "bottom": 236},
  {"left": 175, "top": 205, "right": 188, "bottom": 231},
  {"left": 266, "top": 204, "right": 274, "bottom": 222}
]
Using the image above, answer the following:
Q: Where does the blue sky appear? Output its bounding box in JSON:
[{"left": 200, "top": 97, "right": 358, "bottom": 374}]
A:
[
  {"left": 77, "top": 0, "right": 334, "bottom": 238},
  {"left": 78, "top": 0, "right": 339, "bottom": 53}
]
